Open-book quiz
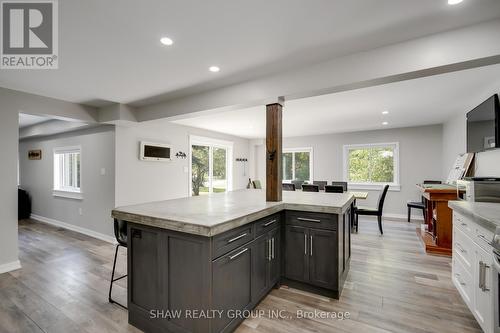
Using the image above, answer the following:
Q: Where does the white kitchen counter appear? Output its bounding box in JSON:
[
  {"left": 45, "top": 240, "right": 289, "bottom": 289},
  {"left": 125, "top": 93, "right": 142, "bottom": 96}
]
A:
[{"left": 112, "top": 189, "right": 354, "bottom": 236}]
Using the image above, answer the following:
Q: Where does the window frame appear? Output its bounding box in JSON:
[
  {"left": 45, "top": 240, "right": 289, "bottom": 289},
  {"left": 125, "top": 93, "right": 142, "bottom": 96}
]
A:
[
  {"left": 342, "top": 142, "right": 400, "bottom": 191},
  {"left": 53, "top": 146, "right": 83, "bottom": 199},
  {"left": 282, "top": 147, "right": 314, "bottom": 183},
  {"left": 188, "top": 135, "right": 234, "bottom": 196}
]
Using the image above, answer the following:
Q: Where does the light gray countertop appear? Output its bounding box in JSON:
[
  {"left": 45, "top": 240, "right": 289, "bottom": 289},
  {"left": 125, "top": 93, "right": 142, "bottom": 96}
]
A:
[
  {"left": 449, "top": 200, "right": 500, "bottom": 232},
  {"left": 112, "top": 189, "right": 355, "bottom": 236}
]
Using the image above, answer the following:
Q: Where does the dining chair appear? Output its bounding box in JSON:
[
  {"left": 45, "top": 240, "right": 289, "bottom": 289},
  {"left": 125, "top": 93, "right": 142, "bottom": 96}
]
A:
[
  {"left": 109, "top": 219, "right": 128, "bottom": 309},
  {"left": 313, "top": 181, "right": 328, "bottom": 191},
  {"left": 291, "top": 180, "right": 304, "bottom": 190},
  {"left": 406, "top": 180, "right": 442, "bottom": 222},
  {"left": 252, "top": 180, "right": 262, "bottom": 189},
  {"left": 325, "top": 185, "right": 344, "bottom": 193},
  {"left": 302, "top": 184, "right": 319, "bottom": 192},
  {"left": 331, "top": 181, "right": 348, "bottom": 191},
  {"left": 353, "top": 185, "right": 389, "bottom": 234},
  {"left": 282, "top": 183, "right": 296, "bottom": 191}
]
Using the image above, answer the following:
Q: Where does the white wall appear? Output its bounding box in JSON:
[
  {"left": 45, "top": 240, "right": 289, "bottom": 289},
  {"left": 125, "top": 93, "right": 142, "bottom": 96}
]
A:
[
  {"left": 255, "top": 125, "right": 444, "bottom": 218},
  {"left": 0, "top": 110, "right": 20, "bottom": 273},
  {"left": 115, "top": 121, "right": 250, "bottom": 207},
  {"left": 443, "top": 112, "right": 500, "bottom": 178},
  {"left": 19, "top": 127, "right": 116, "bottom": 238},
  {"left": 0, "top": 87, "right": 101, "bottom": 274}
]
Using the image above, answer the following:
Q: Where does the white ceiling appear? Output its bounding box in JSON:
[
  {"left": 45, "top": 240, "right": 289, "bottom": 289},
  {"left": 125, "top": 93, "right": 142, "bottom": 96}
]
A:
[
  {"left": 18, "top": 114, "right": 51, "bottom": 128},
  {"left": 1, "top": 0, "right": 500, "bottom": 106},
  {"left": 173, "top": 65, "right": 500, "bottom": 138}
]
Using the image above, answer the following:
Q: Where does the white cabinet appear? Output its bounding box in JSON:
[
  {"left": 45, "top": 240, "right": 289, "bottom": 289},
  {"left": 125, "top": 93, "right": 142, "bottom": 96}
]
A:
[
  {"left": 452, "top": 212, "right": 494, "bottom": 333},
  {"left": 474, "top": 245, "right": 494, "bottom": 333}
]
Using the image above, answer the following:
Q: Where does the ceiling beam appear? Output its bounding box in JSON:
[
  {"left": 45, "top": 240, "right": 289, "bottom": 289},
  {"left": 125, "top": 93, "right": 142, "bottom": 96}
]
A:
[
  {"left": 134, "top": 19, "right": 500, "bottom": 122},
  {"left": 1, "top": 87, "right": 98, "bottom": 123}
]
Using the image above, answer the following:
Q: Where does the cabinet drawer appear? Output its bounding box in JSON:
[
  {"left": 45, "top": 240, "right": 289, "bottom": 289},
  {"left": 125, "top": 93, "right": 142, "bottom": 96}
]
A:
[
  {"left": 454, "top": 212, "right": 473, "bottom": 234},
  {"left": 255, "top": 214, "right": 280, "bottom": 237},
  {"left": 452, "top": 257, "right": 474, "bottom": 308},
  {"left": 453, "top": 226, "right": 474, "bottom": 271},
  {"left": 213, "top": 224, "right": 254, "bottom": 259},
  {"left": 286, "top": 211, "right": 337, "bottom": 231},
  {"left": 474, "top": 223, "right": 494, "bottom": 252}
]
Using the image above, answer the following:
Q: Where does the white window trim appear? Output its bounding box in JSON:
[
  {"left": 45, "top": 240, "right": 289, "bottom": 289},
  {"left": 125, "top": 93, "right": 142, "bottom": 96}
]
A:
[
  {"left": 53, "top": 146, "right": 83, "bottom": 200},
  {"left": 188, "top": 135, "right": 234, "bottom": 196},
  {"left": 282, "top": 147, "right": 314, "bottom": 183},
  {"left": 342, "top": 142, "right": 400, "bottom": 191}
]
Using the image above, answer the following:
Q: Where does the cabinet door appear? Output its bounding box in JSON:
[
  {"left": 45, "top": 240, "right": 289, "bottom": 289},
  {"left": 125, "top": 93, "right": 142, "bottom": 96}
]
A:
[
  {"left": 269, "top": 227, "right": 281, "bottom": 286},
  {"left": 474, "top": 245, "right": 494, "bottom": 333},
  {"left": 309, "top": 228, "right": 337, "bottom": 289},
  {"left": 129, "top": 227, "right": 159, "bottom": 311},
  {"left": 251, "top": 234, "right": 270, "bottom": 303},
  {"left": 284, "top": 225, "right": 309, "bottom": 283},
  {"left": 212, "top": 245, "right": 252, "bottom": 333}
]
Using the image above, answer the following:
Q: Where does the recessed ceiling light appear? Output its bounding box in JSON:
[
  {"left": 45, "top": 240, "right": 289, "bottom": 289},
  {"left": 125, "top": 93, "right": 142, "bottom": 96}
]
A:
[
  {"left": 382, "top": 121, "right": 389, "bottom": 126},
  {"left": 448, "top": 0, "right": 463, "bottom": 5},
  {"left": 382, "top": 110, "right": 389, "bottom": 115},
  {"left": 209, "top": 66, "right": 220, "bottom": 73},
  {"left": 160, "top": 37, "right": 173, "bottom": 46}
]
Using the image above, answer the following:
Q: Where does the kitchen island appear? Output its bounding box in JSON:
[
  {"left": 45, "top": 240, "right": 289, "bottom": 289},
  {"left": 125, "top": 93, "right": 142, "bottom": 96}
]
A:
[{"left": 112, "top": 189, "right": 354, "bottom": 333}]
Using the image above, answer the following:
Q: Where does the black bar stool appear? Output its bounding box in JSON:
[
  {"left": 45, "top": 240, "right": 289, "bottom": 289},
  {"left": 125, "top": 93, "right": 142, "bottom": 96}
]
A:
[{"left": 109, "top": 219, "right": 128, "bottom": 309}]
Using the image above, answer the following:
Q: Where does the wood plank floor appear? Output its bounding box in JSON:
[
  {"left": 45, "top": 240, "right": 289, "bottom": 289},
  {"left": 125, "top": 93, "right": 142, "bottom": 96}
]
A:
[{"left": 0, "top": 218, "right": 481, "bottom": 333}]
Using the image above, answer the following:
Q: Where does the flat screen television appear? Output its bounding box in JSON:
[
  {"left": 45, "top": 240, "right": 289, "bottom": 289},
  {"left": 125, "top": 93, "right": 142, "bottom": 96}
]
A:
[{"left": 466, "top": 94, "right": 500, "bottom": 153}]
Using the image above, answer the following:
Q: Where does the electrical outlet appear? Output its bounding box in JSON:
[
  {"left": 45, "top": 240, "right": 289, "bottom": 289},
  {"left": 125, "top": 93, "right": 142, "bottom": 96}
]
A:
[
  {"left": 79, "top": 208, "right": 83, "bottom": 216},
  {"left": 183, "top": 166, "right": 188, "bottom": 173},
  {"left": 100, "top": 168, "right": 106, "bottom": 176}
]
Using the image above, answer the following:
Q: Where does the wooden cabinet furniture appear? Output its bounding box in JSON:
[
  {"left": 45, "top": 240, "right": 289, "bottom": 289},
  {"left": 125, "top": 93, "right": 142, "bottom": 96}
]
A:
[
  {"left": 284, "top": 213, "right": 339, "bottom": 291},
  {"left": 416, "top": 183, "right": 459, "bottom": 255},
  {"left": 452, "top": 211, "right": 494, "bottom": 333},
  {"left": 126, "top": 208, "right": 351, "bottom": 333}
]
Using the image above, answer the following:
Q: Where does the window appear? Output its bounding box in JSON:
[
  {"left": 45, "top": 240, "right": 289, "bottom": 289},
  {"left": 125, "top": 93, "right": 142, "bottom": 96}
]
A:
[
  {"left": 282, "top": 148, "right": 313, "bottom": 183},
  {"left": 343, "top": 143, "right": 400, "bottom": 190},
  {"left": 189, "top": 136, "right": 233, "bottom": 196},
  {"left": 53, "top": 146, "right": 82, "bottom": 199}
]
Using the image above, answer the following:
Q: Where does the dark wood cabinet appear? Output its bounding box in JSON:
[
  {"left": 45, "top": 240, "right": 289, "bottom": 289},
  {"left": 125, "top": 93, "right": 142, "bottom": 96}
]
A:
[
  {"left": 284, "top": 225, "right": 337, "bottom": 289},
  {"left": 284, "top": 225, "right": 309, "bottom": 283},
  {"left": 268, "top": 227, "right": 280, "bottom": 286},
  {"left": 129, "top": 227, "right": 160, "bottom": 311},
  {"left": 309, "top": 228, "right": 337, "bottom": 289},
  {"left": 126, "top": 209, "right": 350, "bottom": 333},
  {"left": 212, "top": 245, "right": 252, "bottom": 333},
  {"left": 251, "top": 234, "right": 270, "bottom": 302},
  {"left": 251, "top": 226, "right": 280, "bottom": 304}
]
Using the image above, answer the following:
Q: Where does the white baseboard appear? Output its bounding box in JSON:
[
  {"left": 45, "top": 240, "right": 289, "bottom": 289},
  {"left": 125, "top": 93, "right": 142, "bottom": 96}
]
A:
[
  {"left": 362, "top": 213, "right": 424, "bottom": 222},
  {"left": 384, "top": 213, "right": 425, "bottom": 222},
  {"left": 0, "top": 260, "right": 21, "bottom": 274},
  {"left": 30, "top": 214, "right": 116, "bottom": 244}
]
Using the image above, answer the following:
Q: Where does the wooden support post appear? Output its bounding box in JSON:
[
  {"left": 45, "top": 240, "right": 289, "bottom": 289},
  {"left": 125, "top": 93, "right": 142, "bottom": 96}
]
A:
[{"left": 266, "top": 102, "right": 283, "bottom": 202}]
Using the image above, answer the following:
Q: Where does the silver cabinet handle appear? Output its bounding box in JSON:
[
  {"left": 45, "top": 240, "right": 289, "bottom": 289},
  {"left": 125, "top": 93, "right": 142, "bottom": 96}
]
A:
[
  {"left": 454, "top": 273, "right": 466, "bottom": 286},
  {"left": 304, "top": 234, "right": 307, "bottom": 255},
  {"left": 227, "top": 233, "right": 247, "bottom": 243},
  {"left": 229, "top": 248, "right": 248, "bottom": 260},
  {"left": 263, "top": 219, "right": 277, "bottom": 227},
  {"left": 272, "top": 237, "right": 275, "bottom": 259},
  {"left": 454, "top": 243, "right": 466, "bottom": 253},
  {"left": 478, "top": 234, "right": 493, "bottom": 246},
  {"left": 310, "top": 235, "right": 313, "bottom": 257},
  {"left": 297, "top": 217, "right": 321, "bottom": 223},
  {"left": 268, "top": 239, "right": 272, "bottom": 261},
  {"left": 479, "top": 261, "right": 491, "bottom": 292}
]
